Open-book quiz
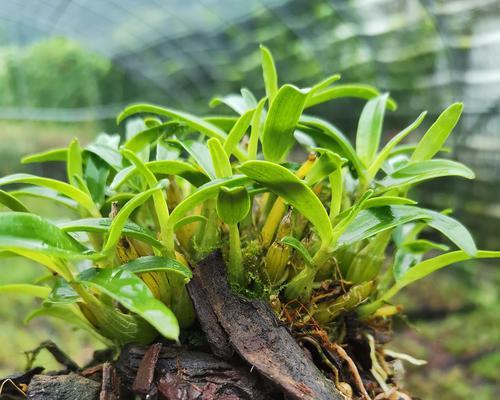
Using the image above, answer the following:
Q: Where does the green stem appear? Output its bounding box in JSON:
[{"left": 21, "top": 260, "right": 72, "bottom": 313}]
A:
[{"left": 228, "top": 223, "right": 244, "bottom": 285}]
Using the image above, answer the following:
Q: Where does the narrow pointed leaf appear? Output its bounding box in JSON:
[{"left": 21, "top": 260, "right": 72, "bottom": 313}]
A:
[
  {"left": 393, "top": 240, "right": 449, "bottom": 281},
  {"left": 209, "top": 94, "right": 250, "bottom": 115},
  {"left": 304, "top": 149, "right": 344, "bottom": 186},
  {"left": 337, "top": 205, "right": 431, "bottom": 246},
  {"left": 223, "top": 109, "right": 254, "bottom": 159},
  {"left": 239, "top": 161, "right": 333, "bottom": 243},
  {"left": 418, "top": 209, "right": 477, "bottom": 256},
  {"left": 0, "top": 284, "right": 50, "bottom": 299},
  {"left": 123, "top": 121, "right": 185, "bottom": 153},
  {"left": 173, "top": 215, "right": 207, "bottom": 232},
  {"left": 10, "top": 187, "right": 78, "bottom": 211},
  {"left": 77, "top": 267, "right": 180, "bottom": 340},
  {"left": 117, "top": 104, "right": 227, "bottom": 142},
  {"left": 102, "top": 183, "right": 166, "bottom": 254},
  {"left": 378, "top": 159, "right": 474, "bottom": 192},
  {"left": 248, "top": 97, "right": 267, "bottom": 159},
  {"left": 21, "top": 148, "right": 67, "bottom": 164},
  {"left": 85, "top": 143, "right": 123, "bottom": 171},
  {"left": 368, "top": 111, "right": 427, "bottom": 179},
  {"left": 411, "top": 103, "right": 463, "bottom": 162},
  {"left": 0, "top": 189, "right": 29, "bottom": 212},
  {"left": 0, "top": 174, "right": 98, "bottom": 216},
  {"left": 363, "top": 196, "right": 416, "bottom": 208},
  {"left": 84, "top": 153, "right": 109, "bottom": 206},
  {"left": 262, "top": 84, "right": 309, "bottom": 162},
  {"left": 120, "top": 256, "right": 192, "bottom": 282},
  {"left": 111, "top": 160, "right": 208, "bottom": 190},
  {"left": 59, "top": 218, "right": 163, "bottom": 249},
  {"left": 305, "top": 84, "right": 397, "bottom": 110},
  {"left": 0, "top": 212, "right": 87, "bottom": 257},
  {"left": 208, "top": 138, "right": 232, "bottom": 178},
  {"left": 376, "top": 251, "right": 500, "bottom": 306},
  {"left": 356, "top": 94, "right": 388, "bottom": 166},
  {"left": 45, "top": 279, "right": 79, "bottom": 304},
  {"left": 299, "top": 116, "right": 364, "bottom": 177},
  {"left": 67, "top": 138, "right": 84, "bottom": 188},
  {"left": 260, "top": 45, "right": 278, "bottom": 103},
  {"left": 167, "top": 138, "right": 216, "bottom": 179},
  {"left": 281, "top": 236, "right": 313, "bottom": 266}
]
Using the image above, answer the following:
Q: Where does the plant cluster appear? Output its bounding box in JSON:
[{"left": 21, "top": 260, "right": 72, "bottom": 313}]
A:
[{"left": 0, "top": 46, "right": 498, "bottom": 351}]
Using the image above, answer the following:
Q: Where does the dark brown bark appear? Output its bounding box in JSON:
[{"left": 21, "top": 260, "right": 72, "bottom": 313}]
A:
[
  {"left": 26, "top": 375, "right": 101, "bottom": 400},
  {"left": 115, "top": 344, "right": 273, "bottom": 399},
  {"left": 188, "top": 251, "right": 342, "bottom": 400}
]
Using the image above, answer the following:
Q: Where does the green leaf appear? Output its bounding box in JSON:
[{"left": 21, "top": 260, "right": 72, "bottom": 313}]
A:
[
  {"left": 378, "top": 159, "right": 474, "bottom": 192},
  {"left": 21, "top": 148, "right": 67, "bottom": 164},
  {"left": 305, "top": 84, "right": 397, "bottom": 110},
  {"left": 223, "top": 109, "right": 254, "bottom": 159},
  {"left": 374, "top": 251, "right": 500, "bottom": 308},
  {"left": 77, "top": 267, "right": 179, "bottom": 340},
  {"left": 167, "top": 176, "right": 249, "bottom": 231},
  {"left": 123, "top": 121, "right": 185, "bottom": 153},
  {"left": 67, "top": 138, "right": 84, "bottom": 188},
  {"left": 304, "top": 149, "right": 345, "bottom": 186},
  {"left": 216, "top": 186, "right": 251, "bottom": 224},
  {"left": 117, "top": 103, "right": 227, "bottom": 142},
  {"left": 167, "top": 138, "right": 216, "bottom": 179},
  {"left": 363, "top": 196, "right": 417, "bottom": 208},
  {"left": 25, "top": 304, "right": 111, "bottom": 345},
  {"left": 248, "top": 97, "right": 267, "bottom": 159},
  {"left": 260, "top": 45, "right": 278, "bottom": 103},
  {"left": 299, "top": 116, "right": 364, "bottom": 178},
  {"left": 120, "top": 149, "right": 170, "bottom": 251},
  {"left": 58, "top": 218, "right": 163, "bottom": 249},
  {"left": 262, "top": 84, "right": 309, "bottom": 162},
  {"left": 239, "top": 160, "right": 333, "bottom": 244},
  {"left": 281, "top": 236, "right": 313, "bottom": 266},
  {"left": 209, "top": 91, "right": 255, "bottom": 115},
  {"left": 0, "top": 189, "right": 29, "bottom": 212},
  {"left": 367, "top": 111, "right": 427, "bottom": 179},
  {"left": 0, "top": 284, "right": 50, "bottom": 298},
  {"left": 393, "top": 240, "right": 449, "bottom": 281},
  {"left": 307, "top": 74, "right": 341, "bottom": 96},
  {"left": 10, "top": 187, "right": 78, "bottom": 211},
  {"left": 173, "top": 215, "right": 207, "bottom": 232},
  {"left": 356, "top": 94, "right": 388, "bottom": 166},
  {"left": 102, "top": 183, "right": 166, "bottom": 254},
  {"left": 85, "top": 143, "right": 123, "bottom": 171},
  {"left": 337, "top": 205, "right": 431, "bottom": 246},
  {"left": 0, "top": 174, "right": 99, "bottom": 217},
  {"left": 208, "top": 138, "right": 232, "bottom": 178},
  {"left": 45, "top": 279, "right": 79, "bottom": 304},
  {"left": 418, "top": 209, "right": 477, "bottom": 256},
  {"left": 110, "top": 160, "right": 208, "bottom": 190},
  {"left": 0, "top": 212, "right": 87, "bottom": 257},
  {"left": 120, "top": 256, "right": 192, "bottom": 282},
  {"left": 411, "top": 103, "right": 463, "bottom": 162},
  {"left": 84, "top": 153, "right": 109, "bottom": 206}
]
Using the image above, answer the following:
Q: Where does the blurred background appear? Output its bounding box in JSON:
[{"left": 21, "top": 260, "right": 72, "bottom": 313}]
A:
[{"left": 0, "top": 0, "right": 499, "bottom": 398}]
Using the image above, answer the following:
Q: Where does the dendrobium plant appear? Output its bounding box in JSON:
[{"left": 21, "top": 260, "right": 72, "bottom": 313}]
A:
[{"left": 0, "top": 46, "right": 498, "bottom": 353}]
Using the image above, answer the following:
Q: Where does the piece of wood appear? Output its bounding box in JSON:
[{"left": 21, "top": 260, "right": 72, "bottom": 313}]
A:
[
  {"left": 116, "top": 345, "right": 272, "bottom": 400},
  {"left": 27, "top": 374, "right": 100, "bottom": 400},
  {"left": 190, "top": 251, "right": 342, "bottom": 400},
  {"left": 100, "top": 363, "right": 120, "bottom": 400},
  {"left": 132, "top": 343, "right": 162, "bottom": 396},
  {"left": 187, "top": 271, "right": 234, "bottom": 360}
]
